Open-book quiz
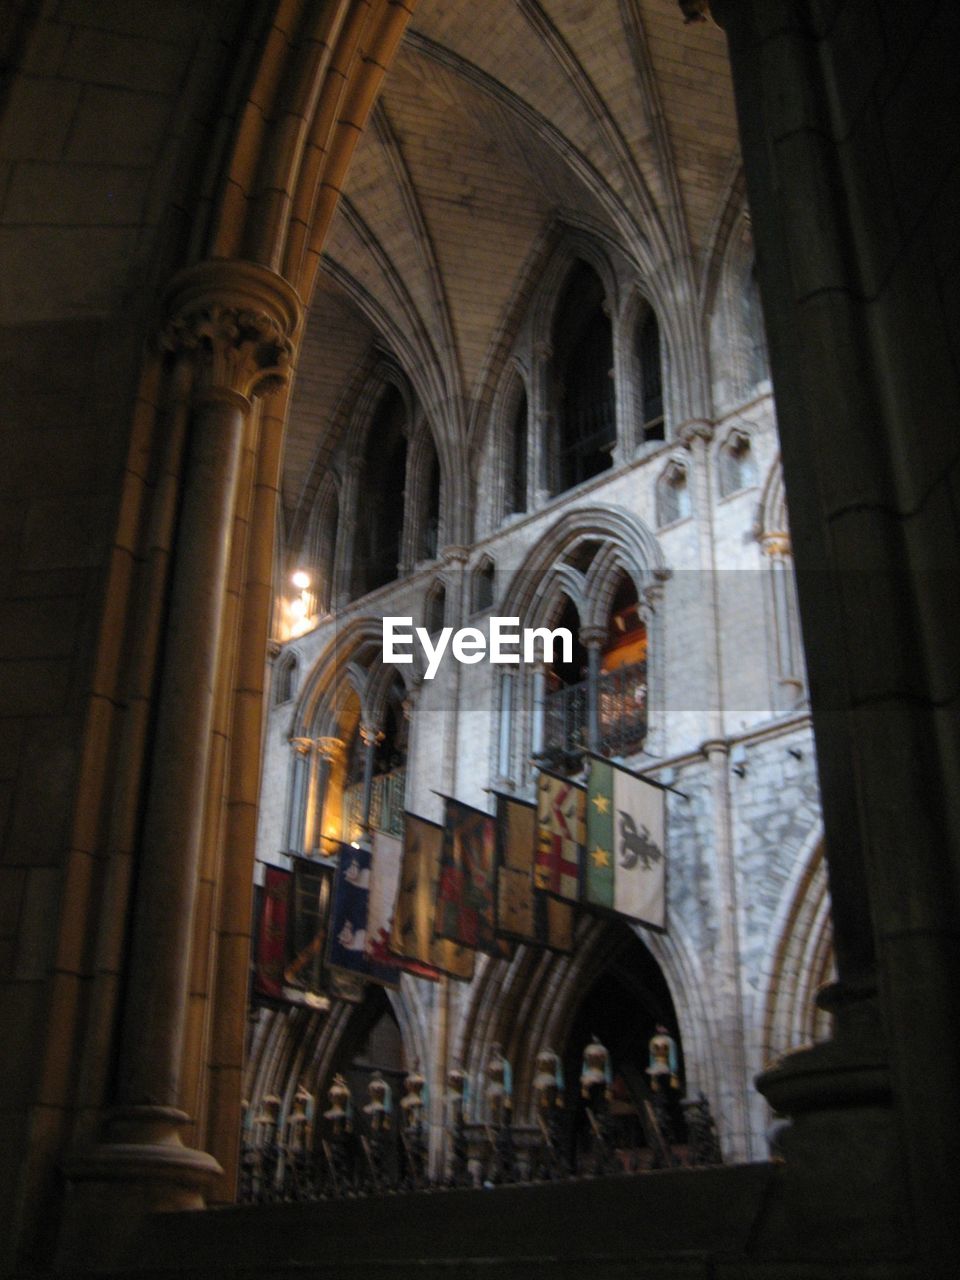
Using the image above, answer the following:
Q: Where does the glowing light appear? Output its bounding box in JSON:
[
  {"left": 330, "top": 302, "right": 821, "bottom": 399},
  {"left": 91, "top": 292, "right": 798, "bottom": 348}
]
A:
[
  {"left": 289, "top": 597, "right": 306, "bottom": 620},
  {"left": 350, "top": 840, "right": 360, "bottom": 849},
  {"left": 291, "top": 570, "right": 311, "bottom": 590}
]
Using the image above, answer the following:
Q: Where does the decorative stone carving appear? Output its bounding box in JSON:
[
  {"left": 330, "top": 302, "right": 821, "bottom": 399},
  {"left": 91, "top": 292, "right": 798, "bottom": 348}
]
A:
[{"left": 161, "top": 259, "right": 301, "bottom": 403}]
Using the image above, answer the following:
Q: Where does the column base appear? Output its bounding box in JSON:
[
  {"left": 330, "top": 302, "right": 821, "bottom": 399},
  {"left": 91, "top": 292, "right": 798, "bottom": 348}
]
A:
[
  {"left": 58, "top": 1106, "right": 223, "bottom": 1271},
  {"left": 756, "top": 983, "right": 908, "bottom": 1260}
]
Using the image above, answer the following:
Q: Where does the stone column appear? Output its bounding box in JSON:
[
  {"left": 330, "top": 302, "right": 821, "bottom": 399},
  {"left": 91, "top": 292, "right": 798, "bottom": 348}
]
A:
[
  {"left": 358, "top": 724, "right": 384, "bottom": 832},
  {"left": 678, "top": 417, "right": 752, "bottom": 1156},
  {"left": 496, "top": 669, "right": 516, "bottom": 784},
  {"left": 286, "top": 737, "right": 313, "bottom": 854},
  {"left": 708, "top": 0, "right": 921, "bottom": 1257},
  {"left": 333, "top": 458, "right": 361, "bottom": 608},
  {"left": 313, "top": 736, "right": 346, "bottom": 855},
  {"left": 529, "top": 340, "right": 554, "bottom": 505},
  {"left": 531, "top": 664, "right": 547, "bottom": 760},
  {"left": 579, "top": 625, "right": 607, "bottom": 754},
  {"left": 760, "top": 532, "right": 804, "bottom": 713},
  {"left": 60, "top": 259, "right": 300, "bottom": 1265}
]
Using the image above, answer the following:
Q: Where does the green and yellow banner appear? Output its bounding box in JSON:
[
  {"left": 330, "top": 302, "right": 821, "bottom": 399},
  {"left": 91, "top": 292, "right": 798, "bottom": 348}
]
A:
[{"left": 585, "top": 756, "right": 666, "bottom": 929}]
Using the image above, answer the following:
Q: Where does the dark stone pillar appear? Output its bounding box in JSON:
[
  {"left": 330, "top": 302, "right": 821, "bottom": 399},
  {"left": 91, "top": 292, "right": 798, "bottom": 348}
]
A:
[{"left": 709, "top": 0, "right": 960, "bottom": 1264}]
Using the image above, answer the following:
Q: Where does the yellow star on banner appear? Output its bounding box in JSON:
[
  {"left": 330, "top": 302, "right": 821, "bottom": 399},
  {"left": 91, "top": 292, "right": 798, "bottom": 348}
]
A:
[
  {"left": 592, "top": 792, "right": 611, "bottom": 815},
  {"left": 591, "top": 845, "right": 611, "bottom": 868}
]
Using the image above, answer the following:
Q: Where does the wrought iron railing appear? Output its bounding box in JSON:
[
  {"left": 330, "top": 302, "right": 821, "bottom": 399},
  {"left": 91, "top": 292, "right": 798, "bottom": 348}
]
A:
[
  {"left": 343, "top": 767, "right": 406, "bottom": 839},
  {"left": 542, "top": 661, "right": 647, "bottom": 765},
  {"left": 598, "top": 660, "right": 647, "bottom": 756},
  {"left": 543, "top": 680, "right": 588, "bottom": 765},
  {"left": 238, "top": 1087, "right": 723, "bottom": 1204}
]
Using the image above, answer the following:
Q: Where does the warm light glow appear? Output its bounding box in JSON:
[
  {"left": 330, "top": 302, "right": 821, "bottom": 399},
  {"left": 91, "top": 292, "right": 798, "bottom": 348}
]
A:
[
  {"left": 289, "top": 597, "right": 306, "bottom": 620},
  {"left": 291, "top": 570, "right": 311, "bottom": 590},
  {"left": 350, "top": 840, "right": 360, "bottom": 849}
]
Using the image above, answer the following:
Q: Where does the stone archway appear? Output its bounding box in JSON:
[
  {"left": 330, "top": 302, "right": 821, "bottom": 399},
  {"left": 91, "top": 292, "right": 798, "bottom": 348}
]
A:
[{"left": 47, "top": 6, "right": 419, "bottom": 1267}]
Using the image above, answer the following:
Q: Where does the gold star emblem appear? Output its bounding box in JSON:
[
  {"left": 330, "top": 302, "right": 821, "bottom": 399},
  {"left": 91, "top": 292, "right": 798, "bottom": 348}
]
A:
[
  {"left": 592, "top": 792, "right": 611, "bottom": 815},
  {"left": 591, "top": 845, "right": 610, "bottom": 868}
]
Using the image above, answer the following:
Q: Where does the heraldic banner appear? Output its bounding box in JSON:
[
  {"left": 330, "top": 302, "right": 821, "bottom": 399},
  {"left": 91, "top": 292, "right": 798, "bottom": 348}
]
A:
[
  {"left": 254, "top": 866, "right": 291, "bottom": 999},
  {"left": 368, "top": 830, "right": 403, "bottom": 974},
  {"left": 390, "top": 813, "right": 474, "bottom": 980},
  {"left": 585, "top": 756, "right": 666, "bottom": 929},
  {"left": 286, "top": 858, "right": 332, "bottom": 996},
  {"left": 496, "top": 793, "right": 574, "bottom": 952},
  {"left": 436, "top": 798, "right": 505, "bottom": 956},
  {"left": 535, "top": 770, "right": 585, "bottom": 903},
  {"left": 327, "top": 842, "right": 400, "bottom": 988}
]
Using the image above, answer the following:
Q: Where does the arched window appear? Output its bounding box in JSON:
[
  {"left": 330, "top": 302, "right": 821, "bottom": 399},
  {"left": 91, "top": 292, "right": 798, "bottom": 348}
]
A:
[
  {"left": 538, "top": 579, "right": 649, "bottom": 766},
  {"left": 353, "top": 385, "right": 407, "bottom": 597},
  {"left": 425, "top": 579, "right": 446, "bottom": 633},
  {"left": 505, "top": 387, "right": 528, "bottom": 516},
  {"left": 656, "top": 460, "right": 691, "bottom": 526},
  {"left": 540, "top": 595, "right": 588, "bottom": 766},
  {"left": 473, "top": 557, "right": 495, "bottom": 613},
  {"left": 274, "top": 651, "right": 299, "bottom": 705},
  {"left": 718, "top": 429, "right": 757, "bottom": 498},
  {"left": 598, "top": 576, "right": 647, "bottom": 757},
  {"left": 342, "top": 680, "right": 408, "bottom": 840},
  {"left": 637, "top": 306, "right": 664, "bottom": 442},
  {"left": 553, "top": 261, "right": 615, "bottom": 494}
]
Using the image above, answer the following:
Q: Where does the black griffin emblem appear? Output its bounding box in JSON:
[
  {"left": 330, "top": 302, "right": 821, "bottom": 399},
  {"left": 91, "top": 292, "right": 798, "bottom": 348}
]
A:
[{"left": 618, "top": 811, "right": 662, "bottom": 871}]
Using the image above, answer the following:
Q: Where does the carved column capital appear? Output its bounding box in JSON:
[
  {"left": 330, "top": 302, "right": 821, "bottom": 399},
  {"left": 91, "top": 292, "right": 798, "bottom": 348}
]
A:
[
  {"left": 441, "top": 544, "right": 470, "bottom": 567},
  {"left": 579, "top": 625, "right": 607, "bottom": 650},
  {"left": 761, "top": 532, "right": 792, "bottom": 558},
  {"left": 315, "top": 736, "right": 346, "bottom": 764},
  {"left": 359, "top": 724, "right": 385, "bottom": 749},
  {"left": 676, "top": 418, "right": 715, "bottom": 448},
  {"left": 161, "top": 260, "right": 302, "bottom": 404},
  {"left": 290, "top": 736, "right": 314, "bottom": 758}
]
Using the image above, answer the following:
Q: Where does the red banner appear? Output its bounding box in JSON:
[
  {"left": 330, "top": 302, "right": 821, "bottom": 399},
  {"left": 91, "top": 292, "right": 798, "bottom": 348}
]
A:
[{"left": 254, "top": 866, "right": 291, "bottom": 999}]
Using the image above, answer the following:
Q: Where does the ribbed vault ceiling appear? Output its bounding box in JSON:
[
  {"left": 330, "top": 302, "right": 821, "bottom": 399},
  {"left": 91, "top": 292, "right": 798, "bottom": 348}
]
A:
[{"left": 284, "top": 0, "right": 739, "bottom": 536}]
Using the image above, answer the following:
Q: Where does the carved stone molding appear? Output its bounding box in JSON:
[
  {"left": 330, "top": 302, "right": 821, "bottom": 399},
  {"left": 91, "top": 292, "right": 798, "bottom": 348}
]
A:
[{"left": 162, "top": 259, "right": 302, "bottom": 404}]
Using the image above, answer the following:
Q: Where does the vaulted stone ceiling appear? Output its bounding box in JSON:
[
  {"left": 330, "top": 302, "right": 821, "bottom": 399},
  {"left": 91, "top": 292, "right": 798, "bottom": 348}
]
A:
[{"left": 284, "top": 0, "right": 740, "bottom": 541}]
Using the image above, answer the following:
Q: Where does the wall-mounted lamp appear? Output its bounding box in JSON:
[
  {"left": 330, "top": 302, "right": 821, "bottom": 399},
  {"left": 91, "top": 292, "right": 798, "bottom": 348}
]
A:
[
  {"left": 287, "top": 570, "right": 314, "bottom": 638},
  {"left": 731, "top": 743, "right": 747, "bottom": 778}
]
